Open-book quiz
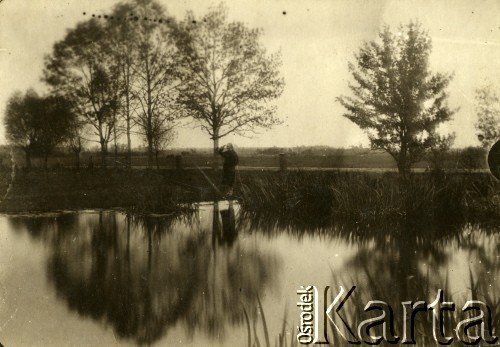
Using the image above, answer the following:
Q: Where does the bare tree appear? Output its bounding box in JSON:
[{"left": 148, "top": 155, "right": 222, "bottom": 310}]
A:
[
  {"left": 127, "top": 0, "right": 179, "bottom": 168},
  {"left": 173, "top": 4, "right": 284, "bottom": 164},
  {"left": 107, "top": 1, "right": 140, "bottom": 169}
]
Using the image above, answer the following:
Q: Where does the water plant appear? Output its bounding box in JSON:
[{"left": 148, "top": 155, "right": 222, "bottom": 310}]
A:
[
  {"left": 243, "top": 295, "right": 297, "bottom": 347},
  {"left": 239, "top": 171, "right": 500, "bottom": 225}
]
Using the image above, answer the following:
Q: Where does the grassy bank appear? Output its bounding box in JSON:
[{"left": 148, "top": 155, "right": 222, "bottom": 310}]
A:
[
  {"left": 2, "top": 168, "right": 500, "bottom": 223},
  {"left": 239, "top": 170, "right": 500, "bottom": 225},
  {"left": 0, "top": 168, "right": 222, "bottom": 213}
]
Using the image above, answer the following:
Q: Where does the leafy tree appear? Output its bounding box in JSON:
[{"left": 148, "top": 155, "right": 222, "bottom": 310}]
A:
[
  {"left": 475, "top": 85, "right": 500, "bottom": 148},
  {"left": 44, "top": 19, "right": 121, "bottom": 168},
  {"left": 4, "top": 90, "right": 74, "bottom": 168},
  {"left": 427, "top": 134, "right": 455, "bottom": 173},
  {"left": 458, "top": 146, "right": 486, "bottom": 170},
  {"left": 173, "top": 4, "right": 284, "bottom": 164},
  {"left": 36, "top": 95, "right": 75, "bottom": 167},
  {"left": 5, "top": 90, "right": 39, "bottom": 168},
  {"left": 337, "top": 22, "right": 455, "bottom": 178}
]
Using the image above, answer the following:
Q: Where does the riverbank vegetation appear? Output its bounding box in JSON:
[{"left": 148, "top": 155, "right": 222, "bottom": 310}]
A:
[
  {"left": 2, "top": 168, "right": 499, "bottom": 225},
  {"left": 0, "top": 168, "right": 210, "bottom": 214},
  {"left": 239, "top": 170, "right": 500, "bottom": 225}
]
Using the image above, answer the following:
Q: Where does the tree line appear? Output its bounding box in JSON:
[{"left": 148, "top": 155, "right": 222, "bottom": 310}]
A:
[
  {"left": 4, "top": 0, "right": 284, "bottom": 169},
  {"left": 4, "top": 3, "right": 499, "bottom": 177}
]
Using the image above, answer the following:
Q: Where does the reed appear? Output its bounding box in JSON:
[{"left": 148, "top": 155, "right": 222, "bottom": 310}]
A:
[
  {"left": 324, "top": 267, "right": 499, "bottom": 346},
  {"left": 239, "top": 171, "right": 500, "bottom": 224},
  {"left": 121, "top": 183, "right": 195, "bottom": 215},
  {"left": 243, "top": 300, "right": 297, "bottom": 347}
]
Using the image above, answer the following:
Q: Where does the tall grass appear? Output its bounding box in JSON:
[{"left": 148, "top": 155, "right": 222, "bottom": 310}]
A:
[
  {"left": 244, "top": 266, "right": 500, "bottom": 347},
  {"left": 239, "top": 171, "right": 500, "bottom": 225},
  {"left": 121, "top": 183, "right": 195, "bottom": 215}
]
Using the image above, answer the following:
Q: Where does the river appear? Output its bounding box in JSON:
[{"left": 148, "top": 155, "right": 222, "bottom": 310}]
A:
[{"left": 0, "top": 204, "right": 498, "bottom": 346}]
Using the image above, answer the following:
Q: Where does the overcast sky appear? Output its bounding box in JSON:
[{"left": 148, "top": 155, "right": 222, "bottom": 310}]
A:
[{"left": 1, "top": 0, "right": 500, "bottom": 148}]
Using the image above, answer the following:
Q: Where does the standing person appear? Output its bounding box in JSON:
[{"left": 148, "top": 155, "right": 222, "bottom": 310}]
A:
[{"left": 218, "top": 143, "right": 239, "bottom": 197}]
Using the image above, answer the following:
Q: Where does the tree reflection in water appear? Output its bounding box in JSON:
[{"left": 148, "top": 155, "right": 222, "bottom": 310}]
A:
[
  {"left": 240, "top": 210, "right": 500, "bottom": 345},
  {"left": 8, "top": 207, "right": 500, "bottom": 346},
  {"left": 327, "top": 220, "right": 500, "bottom": 346},
  {"left": 8, "top": 206, "right": 280, "bottom": 345}
]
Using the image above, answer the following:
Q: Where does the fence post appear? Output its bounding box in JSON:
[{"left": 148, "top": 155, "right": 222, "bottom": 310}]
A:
[
  {"left": 279, "top": 153, "right": 287, "bottom": 172},
  {"left": 175, "top": 154, "right": 183, "bottom": 171}
]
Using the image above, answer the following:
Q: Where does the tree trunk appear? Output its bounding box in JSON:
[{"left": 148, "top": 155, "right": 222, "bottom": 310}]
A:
[
  {"left": 125, "top": 69, "right": 132, "bottom": 169},
  {"left": 212, "top": 134, "right": 220, "bottom": 171},
  {"left": 146, "top": 56, "right": 153, "bottom": 170},
  {"left": 25, "top": 149, "right": 31, "bottom": 169},
  {"left": 397, "top": 162, "right": 410, "bottom": 182},
  {"left": 126, "top": 116, "right": 131, "bottom": 169},
  {"left": 397, "top": 149, "right": 411, "bottom": 214},
  {"left": 74, "top": 150, "right": 80, "bottom": 170},
  {"left": 43, "top": 153, "right": 49, "bottom": 169},
  {"left": 100, "top": 141, "right": 107, "bottom": 168},
  {"left": 397, "top": 161, "right": 405, "bottom": 177},
  {"left": 155, "top": 150, "right": 160, "bottom": 170},
  {"left": 114, "top": 129, "right": 118, "bottom": 168},
  {"left": 397, "top": 147, "right": 410, "bottom": 181},
  {"left": 147, "top": 135, "right": 154, "bottom": 169}
]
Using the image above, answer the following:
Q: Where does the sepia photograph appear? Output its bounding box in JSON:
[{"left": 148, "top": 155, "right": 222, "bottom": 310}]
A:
[{"left": 1, "top": 0, "right": 500, "bottom": 346}]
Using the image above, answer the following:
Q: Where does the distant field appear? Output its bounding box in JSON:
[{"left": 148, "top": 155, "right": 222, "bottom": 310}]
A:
[
  {"left": 16, "top": 151, "right": 485, "bottom": 170},
  {"left": 17, "top": 153, "right": 401, "bottom": 169},
  {"left": 2, "top": 144, "right": 487, "bottom": 171}
]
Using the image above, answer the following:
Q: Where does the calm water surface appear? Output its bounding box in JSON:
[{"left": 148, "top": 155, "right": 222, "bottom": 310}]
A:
[{"left": 0, "top": 204, "right": 499, "bottom": 346}]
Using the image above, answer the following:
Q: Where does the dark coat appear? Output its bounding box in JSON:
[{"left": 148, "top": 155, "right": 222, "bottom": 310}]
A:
[
  {"left": 218, "top": 147, "right": 239, "bottom": 187},
  {"left": 219, "top": 148, "right": 239, "bottom": 168}
]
